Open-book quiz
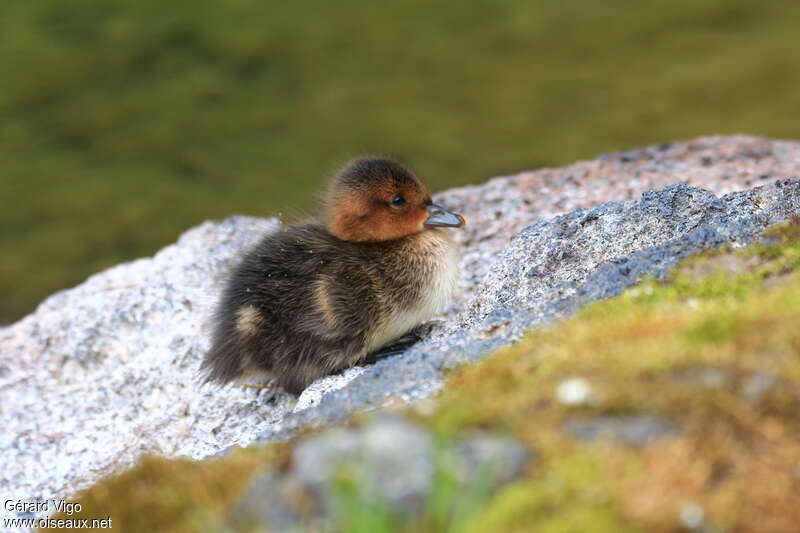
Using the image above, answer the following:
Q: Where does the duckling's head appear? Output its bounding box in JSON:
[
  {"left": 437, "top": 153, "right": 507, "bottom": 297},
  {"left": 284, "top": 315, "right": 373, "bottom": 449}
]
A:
[{"left": 326, "top": 156, "right": 465, "bottom": 242}]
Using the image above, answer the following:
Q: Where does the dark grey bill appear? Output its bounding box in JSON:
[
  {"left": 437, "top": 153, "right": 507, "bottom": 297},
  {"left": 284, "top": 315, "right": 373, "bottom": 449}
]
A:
[{"left": 424, "top": 204, "right": 465, "bottom": 228}]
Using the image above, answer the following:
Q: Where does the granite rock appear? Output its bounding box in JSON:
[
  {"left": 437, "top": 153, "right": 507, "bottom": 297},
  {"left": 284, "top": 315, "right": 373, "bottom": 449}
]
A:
[
  {"left": 1, "top": 136, "right": 799, "bottom": 517},
  {"left": 564, "top": 415, "right": 679, "bottom": 447}
]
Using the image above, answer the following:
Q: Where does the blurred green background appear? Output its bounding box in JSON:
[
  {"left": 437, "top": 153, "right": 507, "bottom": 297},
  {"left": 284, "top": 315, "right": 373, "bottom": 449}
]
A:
[{"left": 2, "top": 0, "right": 800, "bottom": 323}]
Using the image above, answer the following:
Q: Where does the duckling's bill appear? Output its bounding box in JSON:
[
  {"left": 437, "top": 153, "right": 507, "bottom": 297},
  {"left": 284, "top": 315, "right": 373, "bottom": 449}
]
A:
[{"left": 424, "top": 204, "right": 466, "bottom": 228}]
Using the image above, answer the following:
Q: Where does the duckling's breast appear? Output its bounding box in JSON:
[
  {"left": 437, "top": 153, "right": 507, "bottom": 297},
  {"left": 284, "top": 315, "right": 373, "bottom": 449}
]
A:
[{"left": 366, "top": 229, "right": 460, "bottom": 352}]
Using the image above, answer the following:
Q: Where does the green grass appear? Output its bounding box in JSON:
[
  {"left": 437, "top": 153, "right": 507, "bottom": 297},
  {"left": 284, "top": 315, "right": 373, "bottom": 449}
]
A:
[{"left": 3, "top": 0, "right": 800, "bottom": 321}]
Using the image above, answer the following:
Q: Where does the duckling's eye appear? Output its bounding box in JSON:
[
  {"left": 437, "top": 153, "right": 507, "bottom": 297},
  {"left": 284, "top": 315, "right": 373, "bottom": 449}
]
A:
[{"left": 390, "top": 195, "right": 407, "bottom": 208}]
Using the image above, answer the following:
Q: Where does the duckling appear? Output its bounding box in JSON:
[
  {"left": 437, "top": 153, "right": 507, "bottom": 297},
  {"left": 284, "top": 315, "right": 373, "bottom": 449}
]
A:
[{"left": 202, "top": 156, "right": 465, "bottom": 395}]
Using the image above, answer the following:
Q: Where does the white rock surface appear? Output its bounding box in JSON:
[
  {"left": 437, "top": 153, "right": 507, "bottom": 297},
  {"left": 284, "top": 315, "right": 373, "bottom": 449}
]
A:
[{"left": 0, "top": 217, "right": 305, "bottom": 501}]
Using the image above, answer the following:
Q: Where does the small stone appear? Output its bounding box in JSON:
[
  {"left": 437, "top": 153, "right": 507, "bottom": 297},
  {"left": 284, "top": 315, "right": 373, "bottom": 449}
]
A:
[
  {"left": 671, "top": 366, "right": 732, "bottom": 389},
  {"left": 740, "top": 372, "right": 776, "bottom": 404},
  {"left": 229, "top": 472, "right": 305, "bottom": 532},
  {"left": 291, "top": 428, "right": 360, "bottom": 488},
  {"left": 454, "top": 431, "right": 531, "bottom": 486},
  {"left": 356, "top": 415, "right": 434, "bottom": 511},
  {"left": 290, "top": 416, "right": 433, "bottom": 515},
  {"left": 557, "top": 377, "right": 594, "bottom": 406},
  {"left": 679, "top": 502, "right": 705, "bottom": 529},
  {"left": 564, "top": 415, "right": 678, "bottom": 446}
]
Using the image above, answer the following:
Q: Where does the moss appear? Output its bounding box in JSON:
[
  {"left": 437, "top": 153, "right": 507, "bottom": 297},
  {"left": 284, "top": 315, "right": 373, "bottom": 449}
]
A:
[
  {"left": 465, "top": 453, "right": 643, "bottom": 533},
  {"left": 430, "top": 218, "right": 800, "bottom": 532},
  {"left": 42, "top": 446, "right": 283, "bottom": 533},
  {"left": 50, "top": 220, "right": 800, "bottom": 532}
]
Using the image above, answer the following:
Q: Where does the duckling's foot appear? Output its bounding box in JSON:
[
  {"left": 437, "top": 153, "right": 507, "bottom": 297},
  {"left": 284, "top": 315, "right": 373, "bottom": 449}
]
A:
[
  {"left": 242, "top": 384, "right": 276, "bottom": 390},
  {"left": 361, "top": 321, "right": 443, "bottom": 364},
  {"left": 241, "top": 383, "right": 281, "bottom": 402}
]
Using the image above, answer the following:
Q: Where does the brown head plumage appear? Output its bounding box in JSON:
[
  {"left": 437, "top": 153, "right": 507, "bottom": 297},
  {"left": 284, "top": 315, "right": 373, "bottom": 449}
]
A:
[{"left": 326, "top": 156, "right": 464, "bottom": 242}]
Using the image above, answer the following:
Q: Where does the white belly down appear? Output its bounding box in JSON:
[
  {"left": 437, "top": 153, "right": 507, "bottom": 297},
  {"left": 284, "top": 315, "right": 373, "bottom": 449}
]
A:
[{"left": 367, "top": 236, "right": 460, "bottom": 352}]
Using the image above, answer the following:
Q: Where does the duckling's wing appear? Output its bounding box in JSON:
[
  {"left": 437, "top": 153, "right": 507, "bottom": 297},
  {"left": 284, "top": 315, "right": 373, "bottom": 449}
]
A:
[{"left": 202, "top": 224, "right": 375, "bottom": 389}]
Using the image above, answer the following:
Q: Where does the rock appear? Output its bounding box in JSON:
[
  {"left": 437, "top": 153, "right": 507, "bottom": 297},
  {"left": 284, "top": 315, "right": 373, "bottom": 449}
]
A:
[
  {"left": 670, "top": 366, "right": 733, "bottom": 389},
  {"left": 678, "top": 502, "right": 724, "bottom": 533},
  {"left": 453, "top": 431, "right": 530, "bottom": 487},
  {"left": 355, "top": 416, "right": 434, "bottom": 510},
  {"left": 556, "top": 377, "right": 596, "bottom": 406},
  {"left": 291, "top": 428, "right": 362, "bottom": 490},
  {"left": 292, "top": 415, "right": 433, "bottom": 514},
  {"left": 740, "top": 372, "right": 778, "bottom": 404},
  {"left": 229, "top": 472, "right": 311, "bottom": 533},
  {"left": 679, "top": 502, "right": 706, "bottom": 530},
  {"left": 230, "top": 416, "right": 529, "bottom": 531},
  {"left": 442, "top": 134, "right": 800, "bottom": 310},
  {"left": 669, "top": 367, "right": 780, "bottom": 404},
  {"left": 1, "top": 136, "right": 799, "bottom": 513},
  {"left": 564, "top": 415, "right": 679, "bottom": 446}
]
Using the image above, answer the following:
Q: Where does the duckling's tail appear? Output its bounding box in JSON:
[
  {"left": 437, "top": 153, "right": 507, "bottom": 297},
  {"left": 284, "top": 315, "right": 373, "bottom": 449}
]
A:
[{"left": 199, "top": 336, "right": 246, "bottom": 386}]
